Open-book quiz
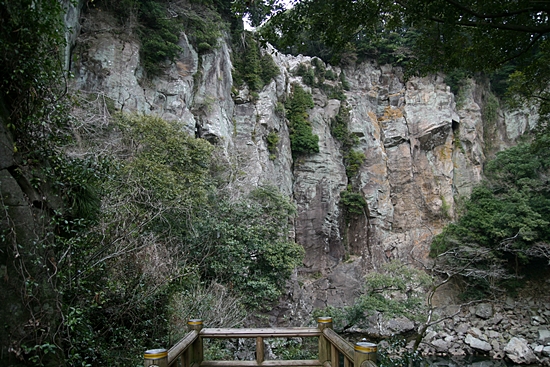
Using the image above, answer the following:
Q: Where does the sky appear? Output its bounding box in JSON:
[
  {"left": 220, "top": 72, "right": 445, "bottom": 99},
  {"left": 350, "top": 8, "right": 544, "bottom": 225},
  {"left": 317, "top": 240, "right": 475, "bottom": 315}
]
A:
[{"left": 243, "top": 0, "right": 295, "bottom": 31}]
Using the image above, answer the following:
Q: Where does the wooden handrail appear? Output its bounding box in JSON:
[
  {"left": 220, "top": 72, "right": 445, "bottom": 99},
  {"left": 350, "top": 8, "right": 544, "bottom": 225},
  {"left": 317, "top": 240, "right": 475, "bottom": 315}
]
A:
[
  {"left": 201, "top": 327, "right": 321, "bottom": 338},
  {"left": 167, "top": 330, "right": 199, "bottom": 362},
  {"left": 144, "top": 317, "right": 377, "bottom": 367},
  {"left": 200, "top": 361, "right": 323, "bottom": 367},
  {"left": 322, "top": 328, "right": 354, "bottom": 361}
]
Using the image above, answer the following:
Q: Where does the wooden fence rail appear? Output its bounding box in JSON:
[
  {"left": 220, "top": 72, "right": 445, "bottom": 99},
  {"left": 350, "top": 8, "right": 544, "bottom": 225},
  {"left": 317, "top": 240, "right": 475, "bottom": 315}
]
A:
[{"left": 143, "top": 317, "right": 377, "bottom": 367}]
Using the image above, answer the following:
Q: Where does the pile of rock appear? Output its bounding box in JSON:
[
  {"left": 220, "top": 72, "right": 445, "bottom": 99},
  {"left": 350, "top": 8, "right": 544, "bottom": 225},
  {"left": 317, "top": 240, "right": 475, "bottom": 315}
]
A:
[
  {"left": 416, "top": 298, "right": 550, "bottom": 365},
  {"left": 346, "top": 295, "right": 550, "bottom": 365}
]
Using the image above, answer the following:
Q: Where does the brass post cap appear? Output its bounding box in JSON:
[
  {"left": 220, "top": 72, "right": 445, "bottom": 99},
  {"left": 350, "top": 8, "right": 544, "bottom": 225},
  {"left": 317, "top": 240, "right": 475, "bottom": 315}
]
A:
[
  {"left": 354, "top": 342, "right": 377, "bottom": 353},
  {"left": 317, "top": 316, "right": 333, "bottom": 323},
  {"left": 144, "top": 348, "right": 168, "bottom": 359}
]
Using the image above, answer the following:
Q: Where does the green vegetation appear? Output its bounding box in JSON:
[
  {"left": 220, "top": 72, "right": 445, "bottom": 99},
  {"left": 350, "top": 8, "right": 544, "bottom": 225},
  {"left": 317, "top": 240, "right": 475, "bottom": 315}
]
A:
[
  {"left": 266, "top": 131, "right": 280, "bottom": 159},
  {"left": 285, "top": 84, "right": 319, "bottom": 157},
  {"left": 431, "top": 133, "right": 550, "bottom": 297},
  {"left": 232, "top": 31, "right": 280, "bottom": 92},
  {"left": 3, "top": 109, "right": 304, "bottom": 365},
  {"left": 482, "top": 91, "right": 500, "bottom": 153},
  {"left": 0, "top": 0, "right": 67, "bottom": 149},
  {"left": 294, "top": 61, "right": 346, "bottom": 100},
  {"left": 331, "top": 105, "right": 366, "bottom": 218},
  {"left": 340, "top": 185, "right": 367, "bottom": 216}
]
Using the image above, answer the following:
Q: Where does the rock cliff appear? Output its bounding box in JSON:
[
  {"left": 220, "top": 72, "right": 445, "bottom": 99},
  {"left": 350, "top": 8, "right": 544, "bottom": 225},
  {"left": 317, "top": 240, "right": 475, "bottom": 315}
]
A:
[{"left": 69, "top": 8, "right": 538, "bottom": 322}]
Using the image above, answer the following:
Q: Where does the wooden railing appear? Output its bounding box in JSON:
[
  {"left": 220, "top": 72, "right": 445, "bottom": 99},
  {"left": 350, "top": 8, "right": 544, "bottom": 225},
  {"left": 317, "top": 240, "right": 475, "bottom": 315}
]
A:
[{"left": 143, "top": 317, "right": 377, "bottom": 367}]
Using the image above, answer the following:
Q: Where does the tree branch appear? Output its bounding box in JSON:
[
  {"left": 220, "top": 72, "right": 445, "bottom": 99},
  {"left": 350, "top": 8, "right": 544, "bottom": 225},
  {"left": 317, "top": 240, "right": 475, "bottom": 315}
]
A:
[
  {"left": 430, "top": 16, "right": 550, "bottom": 34},
  {"left": 442, "top": 0, "right": 544, "bottom": 19}
]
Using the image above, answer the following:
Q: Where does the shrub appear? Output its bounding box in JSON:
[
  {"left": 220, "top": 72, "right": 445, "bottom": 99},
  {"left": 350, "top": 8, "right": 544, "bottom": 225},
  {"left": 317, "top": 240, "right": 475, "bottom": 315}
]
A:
[
  {"left": 232, "top": 32, "right": 280, "bottom": 92},
  {"left": 344, "top": 150, "right": 365, "bottom": 179},
  {"left": 266, "top": 131, "right": 280, "bottom": 155},
  {"left": 340, "top": 185, "right": 367, "bottom": 216},
  {"left": 285, "top": 84, "right": 319, "bottom": 157}
]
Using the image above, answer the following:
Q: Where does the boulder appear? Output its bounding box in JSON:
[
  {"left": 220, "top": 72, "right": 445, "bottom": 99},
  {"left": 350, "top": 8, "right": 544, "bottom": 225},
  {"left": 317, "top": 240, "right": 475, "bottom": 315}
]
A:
[
  {"left": 539, "top": 329, "right": 550, "bottom": 344},
  {"left": 543, "top": 346, "right": 550, "bottom": 357},
  {"left": 504, "top": 337, "right": 538, "bottom": 364},
  {"left": 386, "top": 317, "right": 415, "bottom": 334},
  {"left": 476, "top": 303, "right": 494, "bottom": 319},
  {"left": 465, "top": 334, "right": 492, "bottom": 352},
  {"left": 469, "top": 327, "right": 488, "bottom": 341},
  {"left": 432, "top": 338, "right": 451, "bottom": 353}
]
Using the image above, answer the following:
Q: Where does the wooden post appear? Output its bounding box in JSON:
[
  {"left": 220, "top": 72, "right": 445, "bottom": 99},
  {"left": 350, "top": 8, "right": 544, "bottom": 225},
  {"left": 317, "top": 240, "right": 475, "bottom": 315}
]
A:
[
  {"left": 144, "top": 348, "right": 168, "bottom": 367},
  {"left": 317, "top": 316, "right": 333, "bottom": 364},
  {"left": 188, "top": 319, "right": 204, "bottom": 366},
  {"left": 256, "top": 336, "right": 265, "bottom": 364},
  {"left": 354, "top": 341, "right": 377, "bottom": 367}
]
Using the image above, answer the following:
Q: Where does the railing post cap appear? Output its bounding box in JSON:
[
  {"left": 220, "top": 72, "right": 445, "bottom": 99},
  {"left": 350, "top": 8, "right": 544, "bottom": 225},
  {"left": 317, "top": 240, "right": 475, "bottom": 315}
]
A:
[
  {"left": 317, "top": 316, "right": 333, "bottom": 323},
  {"left": 354, "top": 341, "right": 377, "bottom": 353},
  {"left": 144, "top": 348, "right": 168, "bottom": 359},
  {"left": 188, "top": 319, "right": 203, "bottom": 325}
]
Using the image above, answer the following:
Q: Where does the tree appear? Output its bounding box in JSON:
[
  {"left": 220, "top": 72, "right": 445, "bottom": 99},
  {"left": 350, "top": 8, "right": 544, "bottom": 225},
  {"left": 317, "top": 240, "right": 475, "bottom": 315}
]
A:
[{"left": 239, "top": 0, "right": 550, "bottom": 128}]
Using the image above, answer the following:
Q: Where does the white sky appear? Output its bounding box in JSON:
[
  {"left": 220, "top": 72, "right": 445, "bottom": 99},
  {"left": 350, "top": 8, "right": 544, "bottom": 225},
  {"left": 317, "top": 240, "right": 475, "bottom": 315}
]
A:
[{"left": 243, "top": 0, "right": 295, "bottom": 31}]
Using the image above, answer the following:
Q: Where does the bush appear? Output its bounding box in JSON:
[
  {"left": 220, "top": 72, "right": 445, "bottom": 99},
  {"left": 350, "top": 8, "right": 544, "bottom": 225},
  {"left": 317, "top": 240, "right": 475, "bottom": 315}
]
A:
[
  {"left": 232, "top": 32, "right": 280, "bottom": 92},
  {"left": 340, "top": 185, "right": 367, "bottom": 216},
  {"left": 313, "top": 261, "right": 432, "bottom": 332},
  {"left": 266, "top": 131, "right": 280, "bottom": 155},
  {"left": 285, "top": 84, "right": 319, "bottom": 157},
  {"left": 344, "top": 150, "right": 365, "bottom": 179}
]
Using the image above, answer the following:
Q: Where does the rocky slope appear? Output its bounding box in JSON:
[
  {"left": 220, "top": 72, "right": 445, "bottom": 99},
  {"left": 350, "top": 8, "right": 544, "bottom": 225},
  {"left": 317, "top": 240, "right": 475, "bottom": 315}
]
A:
[{"left": 69, "top": 8, "right": 539, "bottom": 323}]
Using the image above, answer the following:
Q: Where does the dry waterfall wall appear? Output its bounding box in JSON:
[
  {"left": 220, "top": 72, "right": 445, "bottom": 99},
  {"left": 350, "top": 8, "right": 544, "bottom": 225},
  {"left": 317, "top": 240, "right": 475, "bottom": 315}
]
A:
[{"left": 70, "top": 9, "right": 538, "bottom": 321}]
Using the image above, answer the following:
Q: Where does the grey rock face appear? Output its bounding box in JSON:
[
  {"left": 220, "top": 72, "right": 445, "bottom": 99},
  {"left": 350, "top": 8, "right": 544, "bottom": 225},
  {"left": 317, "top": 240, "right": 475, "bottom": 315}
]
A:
[{"left": 68, "top": 9, "right": 535, "bottom": 319}]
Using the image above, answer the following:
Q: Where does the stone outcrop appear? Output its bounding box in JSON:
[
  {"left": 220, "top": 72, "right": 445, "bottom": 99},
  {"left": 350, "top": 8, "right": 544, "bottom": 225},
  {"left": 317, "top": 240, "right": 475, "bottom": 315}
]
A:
[{"left": 68, "top": 8, "right": 538, "bottom": 324}]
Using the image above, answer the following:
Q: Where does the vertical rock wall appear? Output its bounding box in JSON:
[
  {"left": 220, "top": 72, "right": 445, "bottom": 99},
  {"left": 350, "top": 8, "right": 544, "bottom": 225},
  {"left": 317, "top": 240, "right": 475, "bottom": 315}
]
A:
[{"left": 68, "top": 9, "right": 538, "bottom": 322}]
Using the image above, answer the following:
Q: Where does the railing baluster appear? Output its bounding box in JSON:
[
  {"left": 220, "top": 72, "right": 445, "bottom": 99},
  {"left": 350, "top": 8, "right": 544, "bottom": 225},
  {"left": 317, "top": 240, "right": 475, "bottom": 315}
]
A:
[
  {"left": 330, "top": 345, "right": 338, "bottom": 367},
  {"left": 256, "top": 336, "right": 264, "bottom": 364}
]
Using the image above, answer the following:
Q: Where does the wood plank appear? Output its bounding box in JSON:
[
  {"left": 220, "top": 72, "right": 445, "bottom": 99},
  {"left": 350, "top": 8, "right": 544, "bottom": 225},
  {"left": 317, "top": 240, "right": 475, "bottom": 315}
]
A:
[
  {"left": 323, "top": 329, "right": 354, "bottom": 361},
  {"left": 168, "top": 330, "right": 199, "bottom": 363},
  {"left": 200, "top": 360, "right": 322, "bottom": 367},
  {"left": 201, "top": 328, "right": 321, "bottom": 338}
]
